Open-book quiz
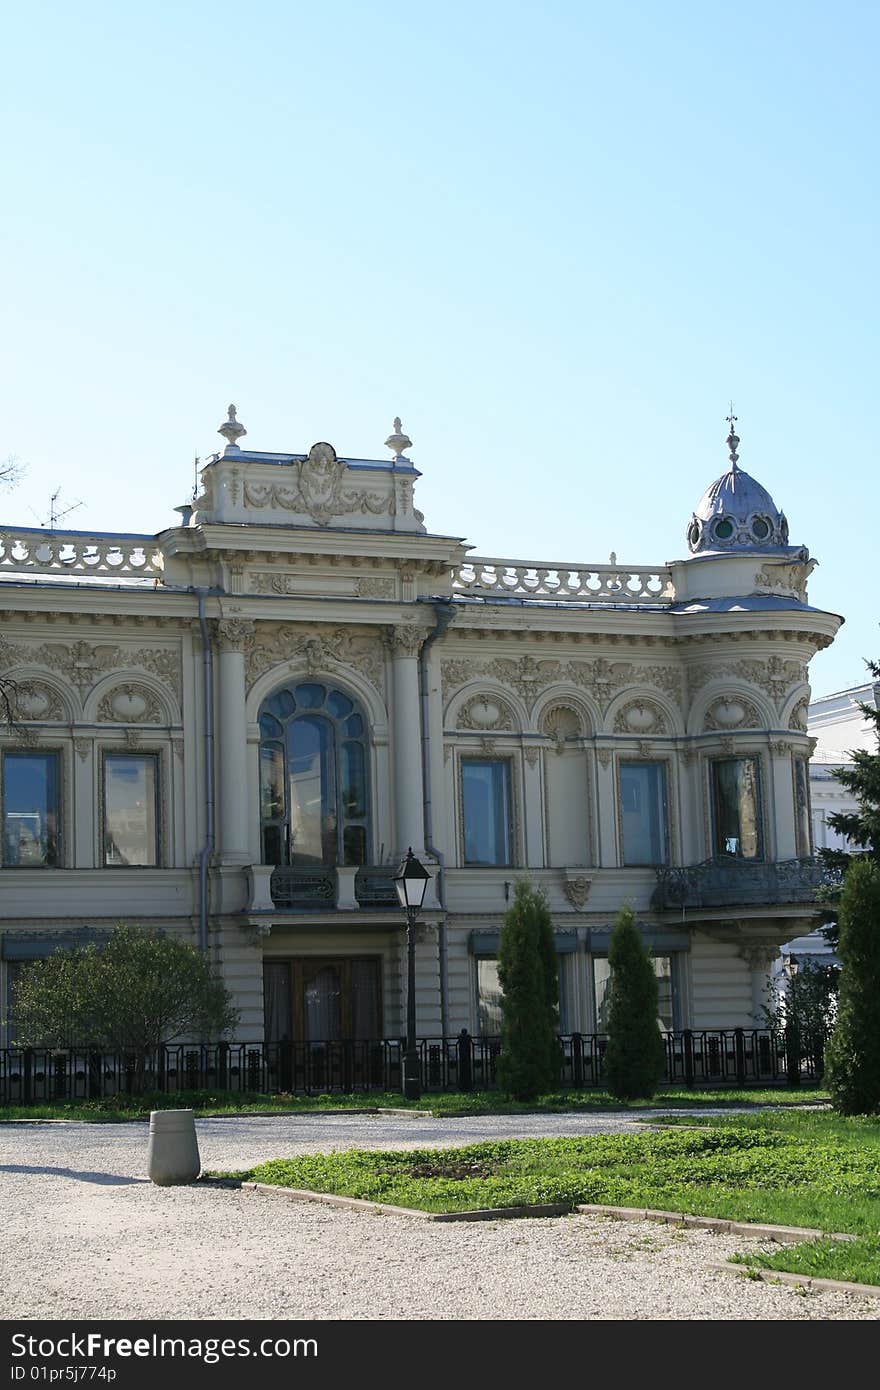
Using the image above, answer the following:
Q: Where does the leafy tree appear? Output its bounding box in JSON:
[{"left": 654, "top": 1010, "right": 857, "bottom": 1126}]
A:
[
  {"left": 824, "top": 857, "right": 880, "bottom": 1114},
  {"left": 764, "top": 959, "right": 838, "bottom": 1080},
  {"left": 496, "top": 880, "right": 561, "bottom": 1100},
  {"left": 818, "top": 660, "right": 880, "bottom": 948},
  {"left": 602, "top": 906, "right": 667, "bottom": 1101},
  {"left": 11, "top": 925, "right": 239, "bottom": 1054}
]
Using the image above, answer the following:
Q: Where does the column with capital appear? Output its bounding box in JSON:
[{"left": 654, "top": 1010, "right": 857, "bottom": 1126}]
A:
[
  {"left": 215, "top": 618, "right": 255, "bottom": 864},
  {"left": 384, "top": 624, "right": 428, "bottom": 858},
  {"left": 740, "top": 942, "right": 780, "bottom": 1024}
]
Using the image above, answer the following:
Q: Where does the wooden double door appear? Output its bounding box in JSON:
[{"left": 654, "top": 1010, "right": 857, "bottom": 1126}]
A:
[{"left": 263, "top": 957, "right": 382, "bottom": 1042}]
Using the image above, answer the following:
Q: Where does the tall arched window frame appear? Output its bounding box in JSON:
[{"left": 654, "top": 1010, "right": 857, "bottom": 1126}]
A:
[{"left": 258, "top": 682, "right": 371, "bottom": 868}]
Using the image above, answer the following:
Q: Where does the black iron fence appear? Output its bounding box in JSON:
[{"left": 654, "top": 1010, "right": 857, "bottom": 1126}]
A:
[{"left": 0, "top": 1027, "right": 825, "bottom": 1106}]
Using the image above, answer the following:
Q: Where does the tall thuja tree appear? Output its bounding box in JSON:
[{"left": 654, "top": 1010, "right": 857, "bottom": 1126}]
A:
[
  {"left": 819, "top": 661, "right": 880, "bottom": 949},
  {"left": 824, "top": 857, "right": 880, "bottom": 1114},
  {"left": 603, "top": 906, "right": 667, "bottom": 1101},
  {"left": 496, "top": 880, "right": 561, "bottom": 1100}
]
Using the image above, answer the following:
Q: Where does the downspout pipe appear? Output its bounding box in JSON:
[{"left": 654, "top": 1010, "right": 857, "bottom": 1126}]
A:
[{"left": 418, "top": 597, "right": 456, "bottom": 1035}]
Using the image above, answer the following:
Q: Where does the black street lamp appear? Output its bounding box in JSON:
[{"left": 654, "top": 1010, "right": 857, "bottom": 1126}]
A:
[{"left": 393, "top": 847, "right": 431, "bottom": 1101}]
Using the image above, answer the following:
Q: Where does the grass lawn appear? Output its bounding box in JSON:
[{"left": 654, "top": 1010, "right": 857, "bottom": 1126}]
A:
[
  {"left": 651, "top": 1110, "right": 880, "bottom": 1287},
  {"left": 0, "top": 1086, "right": 829, "bottom": 1123},
  {"left": 217, "top": 1112, "right": 880, "bottom": 1245}
]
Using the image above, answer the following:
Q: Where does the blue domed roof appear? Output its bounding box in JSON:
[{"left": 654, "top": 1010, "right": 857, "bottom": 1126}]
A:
[{"left": 687, "top": 423, "right": 789, "bottom": 554}]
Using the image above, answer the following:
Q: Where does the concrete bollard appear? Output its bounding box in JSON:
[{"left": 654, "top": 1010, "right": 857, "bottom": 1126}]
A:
[{"left": 147, "top": 1109, "right": 201, "bottom": 1186}]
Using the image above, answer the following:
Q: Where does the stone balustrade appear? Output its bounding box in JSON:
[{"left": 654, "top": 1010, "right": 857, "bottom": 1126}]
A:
[
  {"left": 452, "top": 556, "right": 674, "bottom": 604},
  {"left": 0, "top": 528, "right": 164, "bottom": 579}
]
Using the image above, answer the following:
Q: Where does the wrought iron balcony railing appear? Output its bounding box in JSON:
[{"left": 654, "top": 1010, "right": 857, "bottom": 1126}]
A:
[
  {"left": 651, "top": 857, "right": 831, "bottom": 911},
  {"left": 268, "top": 865, "right": 400, "bottom": 910}
]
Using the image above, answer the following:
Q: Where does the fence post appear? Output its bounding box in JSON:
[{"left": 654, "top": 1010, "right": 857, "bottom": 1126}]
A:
[
  {"left": 458, "top": 1029, "right": 473, "bottom": 1092},
  {"left": 23, "top": 1048, "right": 33, "bottom": 1104},
  {"left": 570, "top": 1033, "right": 583, "bottom": 1089},
  {"left": 682, "top": 1029, "right": 695, "bottom": 1087},
  {"left": 734, "top": 1028, "right": 746, "bottom": 1086},
  {"left": 785, "top": 1016, "right": 802, "bottom": 1088},
  {"left": 217, "top": 1040, "right": 229, "bottom": 1092}
]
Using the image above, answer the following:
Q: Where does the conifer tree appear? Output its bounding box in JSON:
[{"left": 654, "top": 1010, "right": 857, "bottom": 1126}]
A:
[
  {"left": 602, "top": 905, "right": 667, "bottom": 1101},
  {"left": 824, "top": 857, "right": 880, "bottom": 1114},
  {"left": 496, "top": 880, "right": 561, "bottom": 1100}
]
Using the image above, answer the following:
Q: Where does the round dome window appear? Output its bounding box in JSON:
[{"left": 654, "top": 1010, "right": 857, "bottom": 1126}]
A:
[
  {"left": 752, "top": 516, "right": 770, "bottom": 540},
  {"left": 687, "top": 520, "right": 701, "bottom": 548},
  {"left": 713, "top": 517, "right": 734, "bottom": 541}
]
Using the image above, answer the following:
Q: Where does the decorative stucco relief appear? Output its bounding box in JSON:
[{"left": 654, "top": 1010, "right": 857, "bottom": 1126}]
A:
[
  {"left": 703, "top": 696, "right": 763, "bottom": 731},
  {"left": 686, "top": 655, "right": 806, "bottom": 705},
  {"left": 9, "top": 680, "right": 65, "bottom": 722},
  {"left": 97, "top": 683, "right": 165, "bottom": 724},
  {"left": 246, "top": 623, "right": 385, "bottom": 696},
  {"left": 613, "top": 699, "right": 669, "bottom": 735},
  {"left": 788, "top": 698, "right": 809, "bottom": 732},
  {"left": 562, "top": 875, "right": 592, "bottom": 910},
  {"left": 541, "top": 704, "right": 584, "bottom": 749},
  {"left": 0, "top": 637, "right": 182, "bottom": 702},
  {"left": 243, "top": 443, "right": 394, "bottom": 527},
  {"left": 457, "top": 695, "right": 516, "bottom": 731},
  {"left": 355, "top": 577, "right": 396, "bottom": 599},
  {"left": 441, "top": 656, "right": 682, "bottom": 712},
  {"left": 753, "top": 562, "right": 814, "bottom": 601}
]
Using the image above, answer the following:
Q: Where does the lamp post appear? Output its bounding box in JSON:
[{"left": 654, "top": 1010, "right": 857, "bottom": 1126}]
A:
[{"left": 393, "top": 847, "right": 431, "bottom": 1101}]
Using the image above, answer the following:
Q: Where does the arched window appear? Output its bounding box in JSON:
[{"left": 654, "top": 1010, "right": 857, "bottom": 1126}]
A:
[{"left": 258, "top": 682, "right": 370, "bottom": 868}]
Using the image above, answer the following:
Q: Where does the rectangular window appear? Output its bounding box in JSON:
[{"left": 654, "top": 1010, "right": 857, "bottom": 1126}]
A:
[
  {"left": 618, "top": 762, "right": 669, "bottom": 865},
  {"left": 1, "top": 752, "right": 60, "bottom": 867},
  {"left": 711, "top": 757, "right": 763, "bottom": 860},
  {"left": 476, "top": 955, "right": 568, "bottom": 1034},
  {"left": 462, "top": 759, "right": 512, "bottom": 865},
  {"left": 793, "top": 756, "right": 812, "bottom": 858},
  {"left": 592, "top": 954, "right": 677, "bottom": 1033},
  {"left": 103, "top": 754, "right": 159, "bottom": 866}
]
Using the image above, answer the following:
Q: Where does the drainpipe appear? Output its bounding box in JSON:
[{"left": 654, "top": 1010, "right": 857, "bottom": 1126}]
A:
[
  {"left": 418, "top": 597, "right": 456, "bottom": 1034},
  {"left": 194, "top": 589, "right": 215, "bottom": 955}
]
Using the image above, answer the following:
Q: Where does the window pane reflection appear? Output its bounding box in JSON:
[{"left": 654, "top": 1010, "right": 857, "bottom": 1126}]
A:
[
  {"left": 711, "top": 758, "right": 762, "bottom": 859},
  {"left": 462, "top": 760, "right": 512, "bottom": 865},
  {"left": 104, "top": 755, "right": 158, "bottom": 866},
  {"left": 2, "top": 752, "right": 60, "bottom": 866},
  {"left": 619, "top": 762, "right": 668, "bottom": 865},
  {"left": 593, "top": 955, "right": 675, "bottom": 1032}
]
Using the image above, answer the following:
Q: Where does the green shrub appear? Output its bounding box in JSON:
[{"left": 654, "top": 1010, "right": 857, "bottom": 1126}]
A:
[
  {"left": 496, "top": 880, "right": 561, "bottom": 1100},
  {"left": 602, "top": 905, "right": 666, "bottom": 1101}
]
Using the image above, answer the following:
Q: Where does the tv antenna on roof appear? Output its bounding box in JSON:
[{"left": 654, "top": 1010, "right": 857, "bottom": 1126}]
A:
[{"left": 30, "top": 487, "right": 84, "bottom": 531}]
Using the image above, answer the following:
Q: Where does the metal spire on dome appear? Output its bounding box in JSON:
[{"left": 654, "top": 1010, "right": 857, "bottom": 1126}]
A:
[{"left": 725, "top": 404, "right": 740, "bottom": 471}]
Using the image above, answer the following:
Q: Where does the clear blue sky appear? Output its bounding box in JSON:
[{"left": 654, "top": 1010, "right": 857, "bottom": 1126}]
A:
[{"left": 2, "top": 1, "right": 877, "bottom": 697}]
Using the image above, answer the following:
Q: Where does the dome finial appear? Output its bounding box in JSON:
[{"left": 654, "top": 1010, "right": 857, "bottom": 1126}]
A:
[{"left": 725, "top": 403, "right": 740, "bottom": 471}]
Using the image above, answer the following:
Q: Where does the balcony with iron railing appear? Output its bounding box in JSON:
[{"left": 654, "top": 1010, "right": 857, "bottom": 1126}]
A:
[
  {"left": 651, "top": 857, "right": 839, "bottom": 911},
  {"left": 259, "top": 864, "right": 401, "bottom": 912}
]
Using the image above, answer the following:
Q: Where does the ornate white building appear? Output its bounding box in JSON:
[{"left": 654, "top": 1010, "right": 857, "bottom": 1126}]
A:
[{"left": 0, "top": 410, "right": 840, "bottom": 1047}]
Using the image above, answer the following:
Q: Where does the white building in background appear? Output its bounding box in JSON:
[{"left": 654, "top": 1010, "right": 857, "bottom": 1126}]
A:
[
  {"left": 775, "top": 679, "right": 880, "bottom": 976},
  {"left": 0, "top": 410, "right": 841, "bottom": 1045}
]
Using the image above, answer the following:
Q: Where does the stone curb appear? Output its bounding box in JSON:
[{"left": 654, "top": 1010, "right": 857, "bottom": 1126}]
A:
[
  {"left": 574, "top": 1204, "right": 857, "bottom": 1244},
  {"left": 713, "top": 1261, "right": 880, "bottom": 1300},
  {"left": 242, "top": 1182, "right": 570, "bottom": 1222}
]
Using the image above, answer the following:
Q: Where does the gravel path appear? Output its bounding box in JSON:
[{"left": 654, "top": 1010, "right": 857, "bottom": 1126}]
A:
[{"left": 1, "top": 1112, "right": 876, "bottom": 1321}]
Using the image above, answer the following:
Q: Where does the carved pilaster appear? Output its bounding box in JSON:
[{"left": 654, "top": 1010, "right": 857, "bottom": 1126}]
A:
[
  {"left": 383, "top": 624, "right": 428, "bottom": 658},
  {"left": 214, "top": 619, "right": 256, "bottom": 654}
]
